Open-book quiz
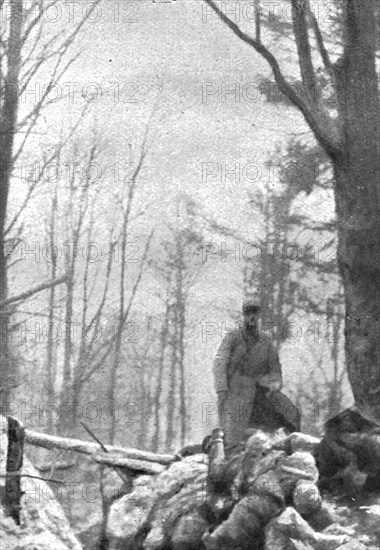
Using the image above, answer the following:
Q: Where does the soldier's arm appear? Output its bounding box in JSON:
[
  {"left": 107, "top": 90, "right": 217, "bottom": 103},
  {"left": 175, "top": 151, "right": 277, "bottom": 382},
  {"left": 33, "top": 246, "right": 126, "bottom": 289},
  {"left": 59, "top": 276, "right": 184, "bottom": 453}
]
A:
[
  {"left": 257, "top": 339, "right": 283, "bottom": 391},
  {"left": 213, "top": 331, "right": 236, "bottom": 393}
]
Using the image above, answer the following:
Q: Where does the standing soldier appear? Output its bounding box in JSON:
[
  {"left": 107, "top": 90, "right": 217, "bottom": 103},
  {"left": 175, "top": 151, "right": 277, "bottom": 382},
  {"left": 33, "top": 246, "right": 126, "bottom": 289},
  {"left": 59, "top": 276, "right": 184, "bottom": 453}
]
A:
[{"left": 213, "top": 297, "right": 283, "bottom": 452}]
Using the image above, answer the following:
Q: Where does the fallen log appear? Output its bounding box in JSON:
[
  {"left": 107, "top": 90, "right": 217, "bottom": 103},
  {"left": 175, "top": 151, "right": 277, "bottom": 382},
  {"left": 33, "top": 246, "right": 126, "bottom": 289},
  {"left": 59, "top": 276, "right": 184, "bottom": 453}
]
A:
[
  {"left": 24, "top": 428, "right": 178, "bottom": 474},
  {"left": 91, "top": 453, "right": 165, "bottom": 474}
]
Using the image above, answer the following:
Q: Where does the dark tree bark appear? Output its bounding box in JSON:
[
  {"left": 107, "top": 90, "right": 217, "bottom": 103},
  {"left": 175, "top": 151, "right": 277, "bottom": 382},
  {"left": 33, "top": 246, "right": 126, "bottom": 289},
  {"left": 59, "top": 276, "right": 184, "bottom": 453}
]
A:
[
  {"left": 332, "top": 2, "right": 380, "bottom": 420},
  {"left": 4, "top": 416, "right": 25, "bottom": 525},
  {"left": 0, "top": 0, "right": 23, "bottom": 404}
]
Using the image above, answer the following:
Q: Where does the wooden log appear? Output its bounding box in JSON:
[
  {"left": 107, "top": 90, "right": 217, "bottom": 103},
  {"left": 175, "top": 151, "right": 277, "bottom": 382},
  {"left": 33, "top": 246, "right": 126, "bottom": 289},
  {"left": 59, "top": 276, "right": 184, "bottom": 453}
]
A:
[
  {"left": 24, "top": 428, "right": 177, "bottom": 472},
  {"left": 92, "top": 453, "right": 165, "bottom": 474},
  {"left": 4, "top": 416, "right": 25, "bottom": 525}
]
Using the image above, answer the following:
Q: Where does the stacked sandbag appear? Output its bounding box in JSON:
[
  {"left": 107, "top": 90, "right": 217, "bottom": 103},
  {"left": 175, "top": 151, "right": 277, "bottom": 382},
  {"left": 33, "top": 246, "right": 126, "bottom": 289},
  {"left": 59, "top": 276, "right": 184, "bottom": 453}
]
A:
[{"left": 107, "top": 421, "right": 380, "bottom": 550}]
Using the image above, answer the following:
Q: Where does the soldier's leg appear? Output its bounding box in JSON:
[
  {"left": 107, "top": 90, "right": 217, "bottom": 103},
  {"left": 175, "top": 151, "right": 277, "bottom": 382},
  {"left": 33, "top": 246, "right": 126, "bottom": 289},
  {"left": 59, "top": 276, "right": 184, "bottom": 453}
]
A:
[
  {"left": 219, "top": 394, "right": 248, "bottom": 455},
  {"left": 222, "top": 376, "right": 257, "bottom": 454}
]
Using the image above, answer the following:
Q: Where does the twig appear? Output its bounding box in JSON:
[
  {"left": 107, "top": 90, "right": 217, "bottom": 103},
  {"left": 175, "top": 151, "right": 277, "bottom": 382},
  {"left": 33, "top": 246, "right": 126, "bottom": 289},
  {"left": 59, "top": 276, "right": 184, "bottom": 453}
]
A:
[
  {"left": 0, "top": 473, "right": 65, "bottom": 484},
  {"left": 81, "top": 422, "right": 108, "bottom": 453},
  {"left": 81, "top": 422, "right": 132, "bottom": 485}
]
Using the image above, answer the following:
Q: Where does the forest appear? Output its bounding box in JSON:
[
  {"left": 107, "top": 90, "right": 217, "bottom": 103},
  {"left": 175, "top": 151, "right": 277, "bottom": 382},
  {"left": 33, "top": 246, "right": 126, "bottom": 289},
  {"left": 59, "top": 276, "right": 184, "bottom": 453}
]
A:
[{"left": 0, "top": 1, "right": 379, "bottom": 549}]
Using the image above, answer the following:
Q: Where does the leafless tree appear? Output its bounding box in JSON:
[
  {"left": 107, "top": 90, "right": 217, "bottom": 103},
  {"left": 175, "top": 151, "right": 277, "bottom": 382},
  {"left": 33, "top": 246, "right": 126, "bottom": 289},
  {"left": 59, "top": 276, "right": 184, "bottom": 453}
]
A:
[{"left": 0, "top": 0, "right": 99, "bottom": 404}]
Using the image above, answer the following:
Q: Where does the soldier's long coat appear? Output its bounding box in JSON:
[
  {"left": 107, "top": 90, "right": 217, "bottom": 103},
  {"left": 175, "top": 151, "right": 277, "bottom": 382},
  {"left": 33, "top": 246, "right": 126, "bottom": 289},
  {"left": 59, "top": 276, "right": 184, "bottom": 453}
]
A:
[{"left": 213, "top": 328, "right": 283, "bottom": 449}]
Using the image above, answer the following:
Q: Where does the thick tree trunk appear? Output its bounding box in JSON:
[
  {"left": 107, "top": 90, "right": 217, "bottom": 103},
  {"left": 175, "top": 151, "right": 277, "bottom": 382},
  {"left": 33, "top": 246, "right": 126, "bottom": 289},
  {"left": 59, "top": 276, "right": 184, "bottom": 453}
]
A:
[
  {"left": 0, "top": 0, "right": 23, "bottom": 405},
  {"left": 333, "top": 0, "right": 380, "bottom": 421},
  {"left": 334, "top": 164, "right": 380, "bottom": 421}
]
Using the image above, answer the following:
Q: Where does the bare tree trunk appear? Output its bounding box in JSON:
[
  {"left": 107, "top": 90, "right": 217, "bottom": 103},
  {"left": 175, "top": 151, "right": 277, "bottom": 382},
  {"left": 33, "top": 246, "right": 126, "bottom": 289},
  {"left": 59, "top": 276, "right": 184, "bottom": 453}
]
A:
[
  {"left": 246, "top": 181, "right": 295, "bottom": 350},
  {"left": 138, "top": 362, "right": 149, "bottom": 449},
  {"left": 165, "top": 300, "right": 177, "bottom": 450},
  {"left": 71, "top": 198, "right": 97, "bottom": 425},
  {"left": 98, "top": 465, "right": 109, "bottom": 550},
  {"left": 326, "top": 293, "right": 345, "bottom": 419},
  {"left": 0, "top": 0, "right": 23, "bottom": 405},
  {"left": 152, "top": 302, "right": 170, "bottom": 451},
  {"left": 60, "top": 240, "right": 77, "bottom": 430},
  {"left": 175, "top": 239, "right": 187, "bottom": 446},
  {"left": 107, "top": 148, "right": 145, "bottom": 444},
  {"left": 108, "top": 209, "right": 128, "bottom": 445},
  {"left": 333, "top": 1, "right": 380, "bottom": 420},
  {"left": 138, "top": 318, "right": 154, "bottom": 449},
  {"left": 59, "top": 155, "right": 92, "bottom": 430},
  {"left": 45, "top": 189, "right": 58, "bottom": 432}
]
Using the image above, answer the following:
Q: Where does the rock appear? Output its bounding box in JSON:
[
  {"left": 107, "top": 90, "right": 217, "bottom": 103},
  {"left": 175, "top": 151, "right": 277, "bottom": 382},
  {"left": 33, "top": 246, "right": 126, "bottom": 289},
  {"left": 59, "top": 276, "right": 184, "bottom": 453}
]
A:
[
  {"left": 265, "top": 507, "right": 349, "bottom": 550},
  {"left": 171, "top": 511, "right": 208, "bottom": 550},
  {"left": 203, "top": 482, "right": 282, "bottom": 550},
  {"left": 109, "top": 426, "right": 377, "bottom": 550},
  {"left": 325, "top": 409, "right": 380, "bottom": 437},
  {"left": 316, "top": 409, "right": 380, "bottom": 495},
  {"left": 293, "top": 480, "right": 322, "bottom": 516},
  {"left": 0, "top": 418, "right": 82, "bottom": 550},
  {"left": 335, "top": 542, "right": 368, "bottom": 550},
  {"left": 279, "top": 452, "right": 319, "bottom": 483},
  {"left": 107, "top": 475, "right": 152, "bottom": 539},
  {"left": 305, "top": 503, "right": 335, "bottom": 531},
  {"left": 287, "top": 433, "right": 321, "bottom": 454},
  {"left": 107, "top": 455, "right": 207, "bottom": 549},
  {"left": 265, "top": 506, "right": 319, "bottom": 544}
]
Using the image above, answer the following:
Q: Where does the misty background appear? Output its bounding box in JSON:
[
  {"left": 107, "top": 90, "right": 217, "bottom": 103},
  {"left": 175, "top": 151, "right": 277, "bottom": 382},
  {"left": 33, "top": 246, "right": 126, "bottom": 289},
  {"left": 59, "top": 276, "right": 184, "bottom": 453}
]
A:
[{"left": 5, "top": 0, "right": 349, "bottom": 456}]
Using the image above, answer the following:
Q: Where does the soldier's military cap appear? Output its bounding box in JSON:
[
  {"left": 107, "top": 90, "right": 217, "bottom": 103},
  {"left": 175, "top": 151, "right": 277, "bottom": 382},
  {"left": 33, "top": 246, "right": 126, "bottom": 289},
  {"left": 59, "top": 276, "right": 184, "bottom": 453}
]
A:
[{"left": 242, "top": 297, "right": 261, "bottom": 312}]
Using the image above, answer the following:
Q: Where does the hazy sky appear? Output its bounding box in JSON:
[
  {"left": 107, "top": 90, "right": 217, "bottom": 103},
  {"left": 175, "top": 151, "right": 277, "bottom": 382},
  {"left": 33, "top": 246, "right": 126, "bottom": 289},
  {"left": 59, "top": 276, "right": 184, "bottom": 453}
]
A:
[{"left": 18, "top": 0, "right": 320, "bottom": 233}]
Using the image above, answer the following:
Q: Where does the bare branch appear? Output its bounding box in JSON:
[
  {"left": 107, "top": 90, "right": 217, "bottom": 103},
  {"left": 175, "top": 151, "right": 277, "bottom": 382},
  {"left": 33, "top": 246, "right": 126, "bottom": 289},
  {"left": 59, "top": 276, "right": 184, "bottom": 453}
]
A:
[
  {"left": 203, "top": 0, "right": 341, "bottom": 159},
  {"left": 0, "top": 275, "right": 67, "bottom": 308},
  {"left": 81, "top": 230, "right": 155, "bottom": 384},
  {"left": 291, "top": 0, "right": 317, "bottom": 99},
  {"left": 84, "top": 231, "right": 116, "bottom": 355},
  {"left": 255, "top": 0, "right": 261, "bottom": 43},
  {"left": 0, "top": 473, "right": 64, "bottom": 484},
  {"left": 305, "top": 0, "right": 333, "bottom": 72},
  {"left": 12, "top": 99, "right": 89, "bottom": 164},
  {"left": 81, "top": 422, "right": 131, "bottom": 485}
]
